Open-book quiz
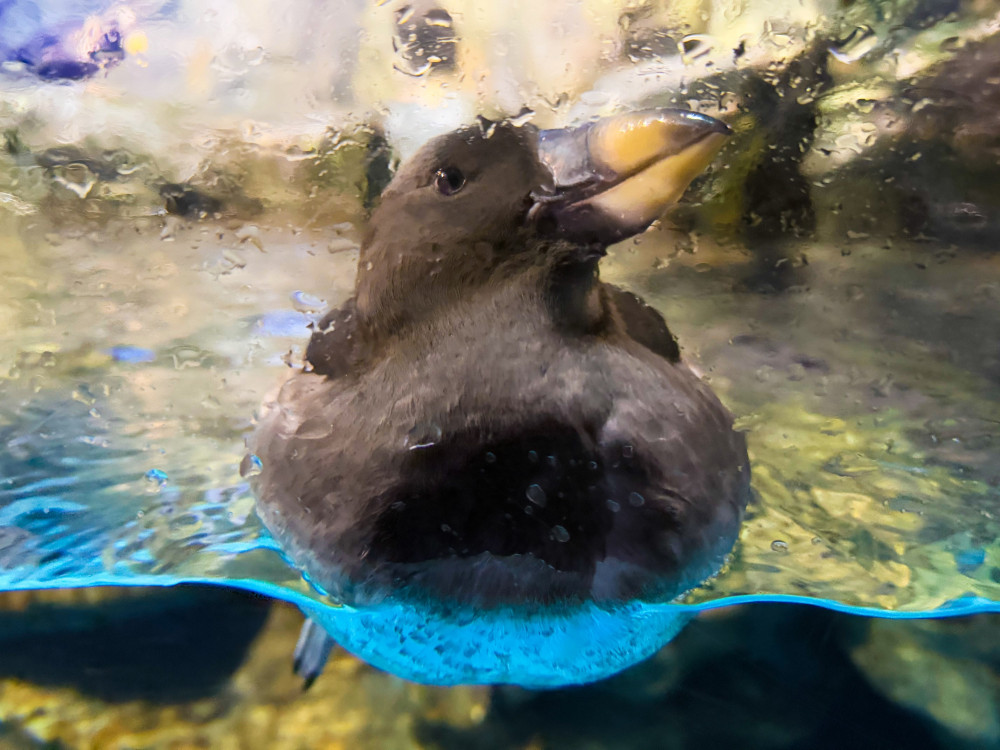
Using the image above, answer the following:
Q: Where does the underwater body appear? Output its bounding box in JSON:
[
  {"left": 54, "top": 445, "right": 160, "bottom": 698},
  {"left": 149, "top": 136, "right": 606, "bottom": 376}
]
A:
[{"left": 0, "top": 0, "right": 1000, "bottom": 745}]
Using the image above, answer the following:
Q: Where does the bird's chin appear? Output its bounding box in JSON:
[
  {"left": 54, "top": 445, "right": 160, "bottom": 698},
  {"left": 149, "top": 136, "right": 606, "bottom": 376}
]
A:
[{"left": 534, "top": 200, "right": 657, "bottom": 248}]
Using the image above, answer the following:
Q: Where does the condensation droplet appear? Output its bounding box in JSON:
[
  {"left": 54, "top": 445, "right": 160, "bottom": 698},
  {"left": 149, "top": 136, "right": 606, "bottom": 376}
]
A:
[
  {"left": 72, "top": 387, "right": 96, "bottom": 406},
  {"left": 939, "top": 36, "right": 963, "bottom": 53},
  {"left": 52, "top": 163, "right": 97, "bottom": 199},
  {"left": 291, "top": 290, "right": 326, "bottom": 314},
  {"left": 405, "top": 422, "right": 442, "bottom": 450},
  {"left": 526, "top": 484, "right": 547, "bottom": 507},
  {"left": 606, "top": 499, "right": 621, "bottom": 513},
  {"left": 168, "top": 345, "right": 208, "bottom": 371},
  {"left": 829, "top": 26, "right": 878, "bottom": 64},
  {"left": 144, "top": 468, "right": 168, "bottom": 489},
  {"left": 234, "top": 224, "right": 264, "bottom": 251},
  {"left": 771, "top": 539, "right": 789, "bottom": 552},
  {"left": 678, "top": 34, "right": 714, "bottom": 65},
  {"left": 509, "top": 108, "right": 535, "bottom": 127},
  {"left": 551, "top": 525, "right": 570, "bottom": 543},
  {"left": 628, "top": 492, "right": 645, "bottom": 507},
  {"left": 327, "top": 238, "right": 358, "bottom": 254},
  {"left": 239, "top": 453, "right": 263, "bottom": 478}
]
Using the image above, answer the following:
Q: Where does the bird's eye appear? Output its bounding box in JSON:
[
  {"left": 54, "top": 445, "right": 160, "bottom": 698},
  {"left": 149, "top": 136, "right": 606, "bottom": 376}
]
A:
[{"left": 434, "top": 167, "right": 466, "bottom": 196}]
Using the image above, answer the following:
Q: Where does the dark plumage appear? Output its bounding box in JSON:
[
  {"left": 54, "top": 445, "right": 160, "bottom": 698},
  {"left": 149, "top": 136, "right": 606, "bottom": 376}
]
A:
[{"left": 249, "top": 110, "right": 750, "bottom": 685}]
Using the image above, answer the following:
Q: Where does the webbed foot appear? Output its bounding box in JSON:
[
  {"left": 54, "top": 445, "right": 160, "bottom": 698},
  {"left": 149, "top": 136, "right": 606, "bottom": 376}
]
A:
[{"left": 293, "top": 617, "right": 336, "bottom": 689}]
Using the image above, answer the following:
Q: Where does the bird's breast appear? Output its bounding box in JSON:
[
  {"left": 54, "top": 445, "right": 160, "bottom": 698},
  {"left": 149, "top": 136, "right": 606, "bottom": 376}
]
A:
[{"left": 251, "top": 320, "right": 749, "bottom": 609}]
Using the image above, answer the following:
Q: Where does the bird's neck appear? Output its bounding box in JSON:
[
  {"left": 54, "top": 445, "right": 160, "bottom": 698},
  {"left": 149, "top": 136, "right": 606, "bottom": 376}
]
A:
[
  {"left": 543, "top": 256, "right": 610, "bottom": 336},
  {"left": 353, "top": 238, "right": 483, "bottom": 340},
  {"left": 353, "top": 239, "right": 611, "bottom": 345}
]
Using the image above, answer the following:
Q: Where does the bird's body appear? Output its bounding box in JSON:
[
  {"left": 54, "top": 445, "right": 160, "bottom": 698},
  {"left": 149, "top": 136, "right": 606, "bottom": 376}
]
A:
[{"left": 249, "top": 111, "right": 750, "bottom": 686}]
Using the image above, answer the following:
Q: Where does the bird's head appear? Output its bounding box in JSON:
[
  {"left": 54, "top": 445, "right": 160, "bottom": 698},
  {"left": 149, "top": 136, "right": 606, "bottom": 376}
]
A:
[{"left": 355, "top": 110, "right": 730, "bottom": 335}]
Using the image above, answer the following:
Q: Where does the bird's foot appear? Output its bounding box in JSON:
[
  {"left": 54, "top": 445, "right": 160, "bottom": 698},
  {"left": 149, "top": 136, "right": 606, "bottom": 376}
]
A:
[{"left": 293, "top": 617, "right": 336, "bottom": 690}]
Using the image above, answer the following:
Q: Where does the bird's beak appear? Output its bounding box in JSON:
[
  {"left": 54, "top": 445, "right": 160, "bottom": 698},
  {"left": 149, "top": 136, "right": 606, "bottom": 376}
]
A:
[{"left": 534, "top": 109, "right": 731, "bottom": 245}]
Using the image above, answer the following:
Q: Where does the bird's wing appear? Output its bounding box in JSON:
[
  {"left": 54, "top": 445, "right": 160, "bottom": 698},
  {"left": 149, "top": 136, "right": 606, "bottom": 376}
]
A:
[
  {"left": 604, "top": 284, "right": 681, "bottom": 363},
  {"left": 305, "top": 297, "right": 359, "bottom": 378}
]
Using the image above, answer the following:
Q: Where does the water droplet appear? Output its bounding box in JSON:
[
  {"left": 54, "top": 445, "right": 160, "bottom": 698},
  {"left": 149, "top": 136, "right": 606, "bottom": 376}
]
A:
[
  {"left": 221, "top": 248, "right": 247, "bottom": 272},
  {"left": 606, "top": 499, "right": 621, "bottom": 513},
  {"left": 527, "top": 450, "right": 539, "bottom": 463},
  {"left": 526, "top": 484, "right": 547, "bottom": 507},
  {"left": 327, "top": 238, "right": 358, "bottom": 254},
  {"left": 425, "top": 8, "right": 452, "bottom": 27},
  {"left": 855, "top": 98, "right": 877, "bottom": 115},
  {"left": 52, "top": 163, "right": 97, "bottom": 199},
  {"left": 392, "top": 4, "right": 455, "bottom": 76},
  {"left": 622, "top": 444, "right": 634, "bottom": 459},
  {"left": 239, "top": 454, "right": 263, "bottom": 478},
  {"left": 678, "top": 34, "right": 714, "bottom": 65},
  {"left": 144, "top": 469, "right": 168, "bottom": 488},
  {"left": 509, "top": 108, "right": 535, "bottom": 127},
  {"left": 484, "top": 451, "right": 497, "bottom": 464},
  {"left": 628, "top": 492, "right": 645, "bottom": 507},
  {"left": 234, "top": 224, "right": 264, "bottom": 251},
  {"left": 579, "top": 91, "right": 609, "bottom": 107},
  {"left": 72, "top": 387, "right": 96, "bottom": 406},
  {"left": 291, "top": 291, "right": 326, "bottom": 314},
  {"left": 828, "top": 26, "right": 878, "bottom": 64},
  {"left": 551, "top": 525, "right": 570, "bottom": 543},
  {"left": 771, "top": 539, "right": 789, "bottom": 552},
  {"left": 168, "top": 345, "right": 208, "bottom": 370},
  {"left": 405, "top": 422, "right": 442, "bottom": 450},
  {"left": 939, "top": 36, "right": 963, "bottom": 53}
]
